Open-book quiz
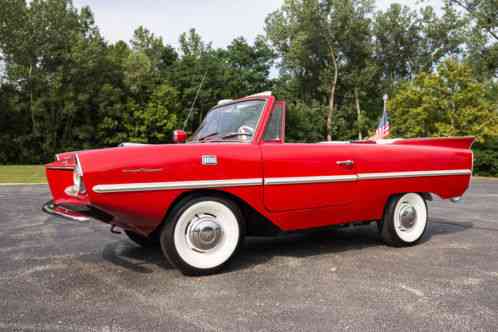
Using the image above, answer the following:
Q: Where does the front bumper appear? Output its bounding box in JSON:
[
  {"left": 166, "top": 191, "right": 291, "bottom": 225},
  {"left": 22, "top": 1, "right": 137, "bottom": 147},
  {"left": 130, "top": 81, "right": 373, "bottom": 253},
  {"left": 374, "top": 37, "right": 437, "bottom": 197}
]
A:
[{"left": 42, "top": 200, "right": 113, "bottom": 223}]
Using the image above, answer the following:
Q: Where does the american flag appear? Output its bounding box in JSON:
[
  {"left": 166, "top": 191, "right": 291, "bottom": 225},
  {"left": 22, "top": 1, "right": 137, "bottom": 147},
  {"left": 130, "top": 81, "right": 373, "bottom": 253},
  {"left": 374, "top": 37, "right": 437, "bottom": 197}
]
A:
[{"left": 372, "top": 94, "right": 390, "bottom": 140}]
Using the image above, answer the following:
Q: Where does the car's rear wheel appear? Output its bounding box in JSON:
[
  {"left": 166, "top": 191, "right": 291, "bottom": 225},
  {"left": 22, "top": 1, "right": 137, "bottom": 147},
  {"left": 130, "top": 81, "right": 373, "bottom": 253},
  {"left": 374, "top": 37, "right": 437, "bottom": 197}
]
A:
[
  {"left": 160, "top": 195, "right": 244, "bottom": 276},
  {"left": 124, "top": 230, "right": 158, "bottom": 248},
  {"left": 380, "top": 193, "right": 428, "bottom": 246}
]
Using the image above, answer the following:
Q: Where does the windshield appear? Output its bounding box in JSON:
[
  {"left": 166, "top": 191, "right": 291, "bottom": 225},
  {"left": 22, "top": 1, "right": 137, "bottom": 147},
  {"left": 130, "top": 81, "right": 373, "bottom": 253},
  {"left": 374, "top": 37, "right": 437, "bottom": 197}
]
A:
[{"left": 190, "top": 99, "right": 266, "bottom": 142}]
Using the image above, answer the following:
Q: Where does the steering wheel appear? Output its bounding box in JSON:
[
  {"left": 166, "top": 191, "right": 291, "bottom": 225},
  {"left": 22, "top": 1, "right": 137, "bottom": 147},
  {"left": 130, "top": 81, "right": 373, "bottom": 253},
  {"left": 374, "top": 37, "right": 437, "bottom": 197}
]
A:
[
  {"left": 237, "top": 125, "right": 254, "bottom": 142},
  {"left": 238, "top": 125, "right": 254, "bottom": 136}
]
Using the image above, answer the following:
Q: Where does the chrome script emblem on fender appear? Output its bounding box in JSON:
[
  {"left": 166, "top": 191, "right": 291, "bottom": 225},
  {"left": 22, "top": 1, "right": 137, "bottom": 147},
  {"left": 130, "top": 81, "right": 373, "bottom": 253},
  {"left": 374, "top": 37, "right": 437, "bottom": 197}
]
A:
[
  {"left": 202, "top": 155, "right": 218, "bottom": 166},
  {"left": 122, "top": 168, "right": 163, "bottom": 173}
]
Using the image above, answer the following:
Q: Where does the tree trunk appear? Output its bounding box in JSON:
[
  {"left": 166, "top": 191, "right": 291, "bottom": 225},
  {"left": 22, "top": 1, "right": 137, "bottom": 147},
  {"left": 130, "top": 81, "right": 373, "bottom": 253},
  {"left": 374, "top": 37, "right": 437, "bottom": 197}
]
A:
[
  {"left": 28, "top": 64, "right": 35, "bottom": 134},
  {"left": 326, "top": 48, "right": 337, "bottom": 141},
  {"left": 354, "top": 87, "right": 362, "bottom": 140}
]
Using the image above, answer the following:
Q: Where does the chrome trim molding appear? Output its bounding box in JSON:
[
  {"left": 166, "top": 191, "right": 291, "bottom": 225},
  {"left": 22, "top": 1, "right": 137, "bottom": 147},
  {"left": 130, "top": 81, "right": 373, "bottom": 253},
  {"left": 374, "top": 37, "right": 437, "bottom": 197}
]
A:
[
  {"left": 92, "top": 169, "right": 471, "bottom": 193},
  {"left": 93, "top": 178, "right": 263, "bottom": 193},
  {"left": 264, "top": 175, "right": 358, "bottom": 185},
  {"left": 122, "top": 168, "right": 163, "bottom": 173},
  {"left": 118, "top": 142, "right": 150, "bottom": 147},
  {"left": 248, "top": 91, "right": 272, "bottom": 97},
  {"left": 75, "top": 153, "right": 83, "bottom": 175},
  {"left": 64, "top": 185, "right": 79, "bottom": 197},
  {"left": 358, "top": 169, "right": 471, "bottom": 180},
  {"left": 47, "top": 166, "right": 74, "bottom": 171},
  {"left": 264, "top": 169, "right": 470, "bottom": 186}
]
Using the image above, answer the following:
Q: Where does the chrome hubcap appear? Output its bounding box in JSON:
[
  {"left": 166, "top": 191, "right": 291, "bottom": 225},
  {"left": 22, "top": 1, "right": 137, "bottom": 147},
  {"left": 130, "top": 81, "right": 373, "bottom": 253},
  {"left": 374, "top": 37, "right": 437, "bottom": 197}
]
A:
[
  {"left": 186, "top": 214, "right": 223, "bottom": 252},
  {"left": 399, "top": 203, "right": 417, "bottom": 231}
]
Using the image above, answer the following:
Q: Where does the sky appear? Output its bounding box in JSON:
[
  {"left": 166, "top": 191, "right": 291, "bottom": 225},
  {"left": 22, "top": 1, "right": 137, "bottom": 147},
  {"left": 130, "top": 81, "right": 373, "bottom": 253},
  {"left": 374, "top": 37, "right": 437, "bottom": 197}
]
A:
[{"left": 72, "top": 0, "right": 445, "bottom": 48}]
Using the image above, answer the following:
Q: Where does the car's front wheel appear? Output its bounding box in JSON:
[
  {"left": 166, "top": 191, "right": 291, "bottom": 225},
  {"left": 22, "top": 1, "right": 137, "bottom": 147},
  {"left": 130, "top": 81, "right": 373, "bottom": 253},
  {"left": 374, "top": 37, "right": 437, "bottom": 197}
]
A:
[
  {"left": 380, "top": 193, "right": 428, "bottom": 246},
  {"left": 160, "top": 195, "right": 244, "bottom": 276}
]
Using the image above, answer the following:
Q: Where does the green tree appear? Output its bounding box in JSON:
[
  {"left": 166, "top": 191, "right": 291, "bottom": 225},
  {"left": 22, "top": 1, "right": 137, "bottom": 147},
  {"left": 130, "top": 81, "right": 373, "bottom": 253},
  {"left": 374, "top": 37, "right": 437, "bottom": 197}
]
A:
[
  {"left": 126, "top": 83, "right": 179, "bottom": 143},
  {"left": 373, "top": 3, "right": 466, "bottom": 88},
  {"left": 374, "top": 4, "right": 424, "bottom": 84},
  {"left": 0, "top": 0, "right": 496, "bottom": 172},
  {"left": 266, "top": 0, "right": 376, "bottom": 140},
  {"left": 389, "top": 59, "right": 498, "bottom": 142},
  {"left": 265, "top": 0, "right": 327, "bottom": 103},
  {"left": 170, "top": 30, "right": 274, "bottom": 132},
  {"left": 131, "top": 26, "right": 177, "bottom": 72},
  {"left": 450, "top": 0, "right": 498, "bottom": 41},
  {"left": 286, "top": 101, "right": 328, "bottom": 142},
  {"left": 222, "top": 36, "right": 275, "bottom": 97},
  {"left": 170, "top": 29, "right": 226, "bottom": 131},
  {"left": 0, "top": 0, "right": 112, "bottom": 162},
  {"left": 449, "top": 0, "right": 498, "bottom": 79}
]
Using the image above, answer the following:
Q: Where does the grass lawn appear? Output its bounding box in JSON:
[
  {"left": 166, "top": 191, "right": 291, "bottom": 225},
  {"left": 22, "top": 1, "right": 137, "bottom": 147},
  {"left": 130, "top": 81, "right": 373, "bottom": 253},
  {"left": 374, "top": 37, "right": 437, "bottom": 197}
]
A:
[
  {"left": 0, "top": 165, "right": 494, "bottom": 185},
  {"left": 0, "top": 165, "right": 47, "bottom": 184}
]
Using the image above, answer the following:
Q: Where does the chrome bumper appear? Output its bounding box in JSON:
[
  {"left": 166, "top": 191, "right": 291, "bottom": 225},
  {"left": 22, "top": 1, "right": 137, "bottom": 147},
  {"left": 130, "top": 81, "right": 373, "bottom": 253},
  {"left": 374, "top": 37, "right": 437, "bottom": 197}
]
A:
[{"left": 42, "top": 200, "right": 90, "bottom": 222}]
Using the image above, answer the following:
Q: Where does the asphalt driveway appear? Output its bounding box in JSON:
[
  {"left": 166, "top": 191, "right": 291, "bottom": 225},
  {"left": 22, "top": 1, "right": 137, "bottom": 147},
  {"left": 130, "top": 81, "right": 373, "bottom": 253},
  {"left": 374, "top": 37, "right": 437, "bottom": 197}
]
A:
[{"left": 0, "top": 179, "right": 497, "bottom": 331}]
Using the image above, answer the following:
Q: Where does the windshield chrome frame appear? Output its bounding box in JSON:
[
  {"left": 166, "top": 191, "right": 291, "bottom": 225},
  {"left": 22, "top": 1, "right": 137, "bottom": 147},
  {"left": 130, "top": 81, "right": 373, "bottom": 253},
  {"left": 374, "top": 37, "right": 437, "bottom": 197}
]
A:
[{"left": 189, "top": 97, "right": 269, "bottom": 144}]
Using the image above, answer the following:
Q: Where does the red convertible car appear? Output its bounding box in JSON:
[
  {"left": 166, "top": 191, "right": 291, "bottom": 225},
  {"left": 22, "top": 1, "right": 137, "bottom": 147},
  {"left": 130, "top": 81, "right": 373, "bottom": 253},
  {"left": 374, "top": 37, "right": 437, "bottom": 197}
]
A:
[{"left": 43, "top": 92, "right": 474, "bottom": 275}]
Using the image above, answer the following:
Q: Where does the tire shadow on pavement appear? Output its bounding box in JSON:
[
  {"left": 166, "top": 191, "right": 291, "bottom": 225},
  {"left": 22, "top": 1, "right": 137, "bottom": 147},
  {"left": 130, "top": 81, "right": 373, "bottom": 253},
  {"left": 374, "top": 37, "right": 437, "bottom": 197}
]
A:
[
  {"left": 101, "top": 240, "right": 173, "bottom": 273},
  {"left": 99, "top": 221, "right": 472, "bottom": 274},
  {"left": 230, "top": 220, "right": 472, "bottom": 272}
]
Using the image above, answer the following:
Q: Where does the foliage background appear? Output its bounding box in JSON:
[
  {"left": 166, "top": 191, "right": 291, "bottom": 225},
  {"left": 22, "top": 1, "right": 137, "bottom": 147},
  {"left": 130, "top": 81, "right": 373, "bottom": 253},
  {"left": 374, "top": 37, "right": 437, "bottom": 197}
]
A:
[{"left": 0, "top": 0, "right": 497, "bottom": 175}]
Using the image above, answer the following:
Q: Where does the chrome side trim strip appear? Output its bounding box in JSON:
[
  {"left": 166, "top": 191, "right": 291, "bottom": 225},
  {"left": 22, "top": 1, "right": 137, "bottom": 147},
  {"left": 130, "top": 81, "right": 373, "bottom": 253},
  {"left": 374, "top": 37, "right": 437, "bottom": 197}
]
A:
[
  {"left": 264, "top": 175, "right": 358, "bottom": 185},
  {"left": 93, "top": 178, "right": 263, "bottom": 193},
  {"left": 263, "top": 169, "right": 470, "bottom": 185},
  {"left": 92, "top": 169, "right": 471, "bottom": 193},
  {"left": 358, "top": 169, "right": 471, "bottom": 180},
  {"left": 47, "top": 166, "right": 74, "bottom": 171}
]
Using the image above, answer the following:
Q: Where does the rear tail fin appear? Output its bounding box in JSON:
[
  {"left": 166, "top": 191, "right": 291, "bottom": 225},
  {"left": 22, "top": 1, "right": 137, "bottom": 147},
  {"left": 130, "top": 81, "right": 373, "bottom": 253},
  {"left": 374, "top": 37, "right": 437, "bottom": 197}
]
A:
[{"left": 393, "top": 137, "right": 475, "bottom": 149}]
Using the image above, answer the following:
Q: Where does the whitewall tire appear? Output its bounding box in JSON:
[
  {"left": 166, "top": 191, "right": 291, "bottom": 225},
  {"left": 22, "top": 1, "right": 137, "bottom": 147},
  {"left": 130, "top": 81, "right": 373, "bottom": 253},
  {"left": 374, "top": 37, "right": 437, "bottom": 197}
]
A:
[
  {"left": 380, "top": 193, "right": 428, "bottom": 246},
  {"left": 160, "top": 195, "right": 244, "bottom": 276}
]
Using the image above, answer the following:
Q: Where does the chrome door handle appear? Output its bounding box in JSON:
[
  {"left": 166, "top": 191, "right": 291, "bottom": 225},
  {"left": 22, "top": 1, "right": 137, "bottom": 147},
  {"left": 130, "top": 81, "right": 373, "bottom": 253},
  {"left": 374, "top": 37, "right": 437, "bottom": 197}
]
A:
[{"left": 336, "top": 160, "right": 354, "bottom": 166}]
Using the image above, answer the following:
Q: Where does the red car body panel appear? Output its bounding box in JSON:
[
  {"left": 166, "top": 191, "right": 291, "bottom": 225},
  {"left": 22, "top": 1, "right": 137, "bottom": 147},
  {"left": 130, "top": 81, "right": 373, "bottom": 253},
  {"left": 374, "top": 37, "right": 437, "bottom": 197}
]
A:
[
  {"left": 44, "top": 95, "right": 474, "bottom": 235},
  {"left": 78, "top": 143, "right": 265, "bottom": 235}
]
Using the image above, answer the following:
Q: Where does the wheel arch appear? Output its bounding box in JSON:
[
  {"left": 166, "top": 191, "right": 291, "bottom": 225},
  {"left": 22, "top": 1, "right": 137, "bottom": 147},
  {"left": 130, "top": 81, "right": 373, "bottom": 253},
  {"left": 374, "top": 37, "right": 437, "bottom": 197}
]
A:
[
  {"left": 149, "top": 189, "right": 281, "bottom": 240},
  {"left": 383, "top": 192, "right": 432, "bottom": 211}
]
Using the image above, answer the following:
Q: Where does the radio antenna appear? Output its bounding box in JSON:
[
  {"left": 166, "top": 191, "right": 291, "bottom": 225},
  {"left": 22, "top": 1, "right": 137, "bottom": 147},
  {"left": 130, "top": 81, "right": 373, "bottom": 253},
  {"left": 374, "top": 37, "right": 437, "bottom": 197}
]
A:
[{"left": 183, "top": 71, "right": 208, "bottom": 130}]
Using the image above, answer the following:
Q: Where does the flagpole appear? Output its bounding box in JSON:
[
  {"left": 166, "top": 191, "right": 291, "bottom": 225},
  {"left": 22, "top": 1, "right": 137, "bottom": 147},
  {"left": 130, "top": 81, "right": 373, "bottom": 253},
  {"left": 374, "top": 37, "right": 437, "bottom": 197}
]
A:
[
  {"left": 383, "top": 94, "right": 389, "bottom": 139},
  {"left": 355, "top": 88, "right": 362, "bottom": 140},
  {"left": 370, "top": 94, "right": 389, "bottom": 140}
]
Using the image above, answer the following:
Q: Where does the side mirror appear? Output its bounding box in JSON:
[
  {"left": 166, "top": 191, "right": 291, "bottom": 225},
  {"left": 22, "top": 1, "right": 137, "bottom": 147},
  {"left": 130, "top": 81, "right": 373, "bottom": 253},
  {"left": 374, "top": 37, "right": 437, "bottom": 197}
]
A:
[{"left": 172, "top": 129, "right": 187, "bottom": 143}]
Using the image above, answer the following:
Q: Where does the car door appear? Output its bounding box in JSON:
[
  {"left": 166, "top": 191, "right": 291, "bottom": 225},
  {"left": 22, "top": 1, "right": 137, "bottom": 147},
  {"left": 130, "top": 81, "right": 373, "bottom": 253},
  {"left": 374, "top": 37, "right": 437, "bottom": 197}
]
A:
[
  {"left": 260, "top": 102, "right": 359, "bottom": 212},
  {"left": 262, "top": 143, "right": 359, "bottom": 211}
]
